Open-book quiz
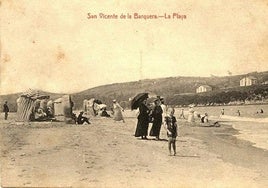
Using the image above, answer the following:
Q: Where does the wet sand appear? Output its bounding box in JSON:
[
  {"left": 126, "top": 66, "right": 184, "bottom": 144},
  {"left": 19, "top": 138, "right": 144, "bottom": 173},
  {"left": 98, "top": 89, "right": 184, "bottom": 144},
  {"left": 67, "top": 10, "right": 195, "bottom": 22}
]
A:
[{"left": 1, "top": 113, "right": 268, "bottom": 187}]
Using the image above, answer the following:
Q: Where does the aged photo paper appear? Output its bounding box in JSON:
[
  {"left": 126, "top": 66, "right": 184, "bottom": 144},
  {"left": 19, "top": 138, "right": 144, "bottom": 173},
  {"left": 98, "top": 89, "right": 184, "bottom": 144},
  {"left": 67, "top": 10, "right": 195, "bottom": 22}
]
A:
[{"left": 1, "top": 0, "right": 268, "bottom": 187}]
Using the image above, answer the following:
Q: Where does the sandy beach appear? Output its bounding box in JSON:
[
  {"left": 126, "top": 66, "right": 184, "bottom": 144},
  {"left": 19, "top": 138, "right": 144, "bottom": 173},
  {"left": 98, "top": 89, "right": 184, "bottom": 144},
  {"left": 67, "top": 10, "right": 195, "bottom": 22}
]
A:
[{"left": 1, "top": 112, "right": 268, "bottom": 187}]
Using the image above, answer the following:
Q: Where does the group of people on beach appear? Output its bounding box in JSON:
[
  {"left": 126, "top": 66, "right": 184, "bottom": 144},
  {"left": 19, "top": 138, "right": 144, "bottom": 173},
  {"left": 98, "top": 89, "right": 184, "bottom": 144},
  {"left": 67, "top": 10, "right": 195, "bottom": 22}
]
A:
[
  {"left": 73, "top": 99, "right": 125, "bottom": 125},
  {"left": 221, "top": 108, "right": 264, "bottom": 117},
  {"left": 134, "top": 96, "right": 178, "bottom": 156},
  {"left": 3, "top": 97, "right": 266, "bottom": 156}
]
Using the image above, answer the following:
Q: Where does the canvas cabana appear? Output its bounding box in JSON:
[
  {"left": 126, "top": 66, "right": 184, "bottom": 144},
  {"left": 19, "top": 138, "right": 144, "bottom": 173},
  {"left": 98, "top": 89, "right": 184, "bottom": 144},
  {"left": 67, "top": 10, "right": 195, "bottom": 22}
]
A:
[
  {"left": 83, "top": 98, "right": 95, "bottom": 116},
  {"left": 16, "top": 89, "right": 50, "bottom": 121},
  {"left": 83, "top": 98, "right": 106, "bottom": 116},
  {"left": 53, "top": 95, "right": 74, "bottom": 122}
]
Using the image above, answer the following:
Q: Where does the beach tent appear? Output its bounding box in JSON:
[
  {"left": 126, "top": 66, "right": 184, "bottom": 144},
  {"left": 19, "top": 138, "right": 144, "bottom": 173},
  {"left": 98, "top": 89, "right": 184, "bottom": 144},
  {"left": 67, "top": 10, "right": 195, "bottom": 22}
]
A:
[
  {"left": 83, "top": 98, "right": 106, "bottom": 116},
  {"left": 16, "top": 89, "right": 50, "bottom": 121},
  {"left": 53, "top": 95, "right": 74, "bottom": 122},
  {"left": 54, "top": 97, "right": 64, "bottom": 117},
  {"left": 83, "top": 98, "right": 95, "bottom": 116}
]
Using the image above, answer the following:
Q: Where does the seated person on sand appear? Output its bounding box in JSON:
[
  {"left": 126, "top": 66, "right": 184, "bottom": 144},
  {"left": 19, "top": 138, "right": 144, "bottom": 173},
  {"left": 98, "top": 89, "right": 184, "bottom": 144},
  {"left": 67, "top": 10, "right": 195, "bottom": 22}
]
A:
[
  {"left": 200, "top": 113, "right": 220, "bottom": 127},
  {"left": 100, "top": 108, "right": 111, "bottom": 117},
  {"left": 71, "top": 113, "right": 77, "bottom": 122},
  {"left": 256, "top": 109, "right": 264, "bottom": 114},
  {"left": 35, "top": 108, "right": 47, "bottom": 121},
  {"left": 46, "top": 107, "right": 54, "bottom": 118},
  {"left": 77, "top": 111, "right": 90, "bottom": 124},
  {"left": 201, "top": 113, "right": 209, "bottom": 123}
]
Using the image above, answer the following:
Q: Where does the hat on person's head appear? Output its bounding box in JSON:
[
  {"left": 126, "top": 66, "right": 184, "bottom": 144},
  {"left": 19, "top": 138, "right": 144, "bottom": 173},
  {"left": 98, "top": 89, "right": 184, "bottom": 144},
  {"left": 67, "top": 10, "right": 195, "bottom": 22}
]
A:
[
  {"left": 113, "top": 99, "right": 116, "bottom": 102},
  {"left": 80, "top": 111, "right": 84, "bottom": 114}
]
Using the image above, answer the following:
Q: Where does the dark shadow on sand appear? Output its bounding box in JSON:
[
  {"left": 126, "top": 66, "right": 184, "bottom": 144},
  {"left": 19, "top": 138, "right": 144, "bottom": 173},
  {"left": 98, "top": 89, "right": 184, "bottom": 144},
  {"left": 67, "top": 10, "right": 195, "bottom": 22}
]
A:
[
  {"left": 134, "top": 137, "right": 168, "bottom": 142},
  {"left": 174, "top": 155, "right": 200, "bottom": 158}
]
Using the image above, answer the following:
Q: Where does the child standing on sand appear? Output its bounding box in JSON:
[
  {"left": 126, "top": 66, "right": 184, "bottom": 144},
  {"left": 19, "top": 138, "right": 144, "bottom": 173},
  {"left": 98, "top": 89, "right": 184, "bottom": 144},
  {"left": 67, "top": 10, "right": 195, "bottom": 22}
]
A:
[{"left": 164, "top": 108, "right": 178, "bottom": 156}]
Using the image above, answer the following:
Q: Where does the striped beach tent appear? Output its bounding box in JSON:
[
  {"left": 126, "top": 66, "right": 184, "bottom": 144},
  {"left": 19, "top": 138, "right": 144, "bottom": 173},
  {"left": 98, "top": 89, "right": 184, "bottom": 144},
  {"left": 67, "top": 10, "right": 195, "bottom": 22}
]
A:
[{"left": 16, "top": 89, "right": 50, "bottom": 121}]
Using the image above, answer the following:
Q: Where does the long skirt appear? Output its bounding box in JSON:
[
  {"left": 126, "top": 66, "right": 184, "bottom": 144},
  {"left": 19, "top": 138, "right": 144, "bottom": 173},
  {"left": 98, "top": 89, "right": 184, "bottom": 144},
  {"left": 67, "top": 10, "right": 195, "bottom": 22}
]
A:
[
  {"left": 135, "top": 119, "right": 149, "bottom": 137},
  {"left": 113, "top": 109, "right": 124, "bottom": 121},
  {"left": 188, "top": 114, "right": 194, "bottom": 122},
  {"left": 149, "top": 119, "right": 162, "bottom": 137}
]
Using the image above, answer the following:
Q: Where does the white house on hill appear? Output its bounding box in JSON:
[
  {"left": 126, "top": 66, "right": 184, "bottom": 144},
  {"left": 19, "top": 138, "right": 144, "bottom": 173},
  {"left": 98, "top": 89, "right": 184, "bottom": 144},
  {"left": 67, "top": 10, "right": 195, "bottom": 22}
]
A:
[
  {"left": 240, "top": 76, "right": 257, "bottom": 86},
  {"left": 196, "top": 85, "right": 212, "bottom": 93}
]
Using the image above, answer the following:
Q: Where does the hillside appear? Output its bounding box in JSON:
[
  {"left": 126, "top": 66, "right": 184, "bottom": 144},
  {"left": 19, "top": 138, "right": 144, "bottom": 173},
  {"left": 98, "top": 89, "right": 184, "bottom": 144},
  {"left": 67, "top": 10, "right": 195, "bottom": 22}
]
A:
[
  {"left": 72, "top": 71, "right": 268, "bottom": 109},
  {"left": 1, "top": 71, "right": 268, "bottom": 111}
]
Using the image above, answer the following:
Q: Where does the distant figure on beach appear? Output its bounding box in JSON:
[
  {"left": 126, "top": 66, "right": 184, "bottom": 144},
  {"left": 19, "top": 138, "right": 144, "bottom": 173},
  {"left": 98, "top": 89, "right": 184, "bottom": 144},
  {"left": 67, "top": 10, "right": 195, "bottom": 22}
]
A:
[
  {"left": 135, "top": 98, "right": 150, "bottom": 139},
  {"left": 188, "top": 107, "right": 195, "bottom": 123},
  {"left": 221, "top": 109, "right": 225, "bottom": 115},
  {"left": 179, "top": 108, "right": 185, "bottom": 119},
  {"left": 200, "top": 113, "right": 220, "bottom": 127},
  {"left": 77, "top": 111, "right": 90, "bottom": 124},
  {"left": 237, "top": 110, "right": 240, "bottom": 116},
  {"left": 256, "top": 109, "right": 264, "bottom": 114},
  {"left": 3, "top": 101, "right": 9, "bottom": 120},
  {"left": 201, "top": 113, "right": 209, "bottom": 123},
  {"left": 164, "top": 108, "right": 178, "bottom": 156},
  {"left": 159, "top": 97, "right": 167, "bottom": 123},
  {"left": 149, "top": 99, "right": 163, "bottom": 140},
  {"left": 112, "top": 100, "right": 125, "bottom": 123},
  {"left": 101, "top": 108, "right": 111, "bottom": 117}
]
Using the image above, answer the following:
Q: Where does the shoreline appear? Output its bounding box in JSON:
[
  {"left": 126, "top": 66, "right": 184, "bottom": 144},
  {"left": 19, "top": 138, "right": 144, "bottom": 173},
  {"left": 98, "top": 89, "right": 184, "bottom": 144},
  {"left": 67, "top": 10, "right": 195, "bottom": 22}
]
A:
[{"left": 179, "top": 120, "right": 268, "bottom": 182}]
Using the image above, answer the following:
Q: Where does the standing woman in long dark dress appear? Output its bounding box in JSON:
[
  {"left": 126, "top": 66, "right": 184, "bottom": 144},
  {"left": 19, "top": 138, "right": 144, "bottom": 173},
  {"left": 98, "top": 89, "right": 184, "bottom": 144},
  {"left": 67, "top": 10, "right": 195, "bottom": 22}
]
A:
[
  {"left": 149, "top": 99, "right": 163, "bottom": 140},
  {"left": 135, "top": 98, "right": 150, "bottom": 139}
]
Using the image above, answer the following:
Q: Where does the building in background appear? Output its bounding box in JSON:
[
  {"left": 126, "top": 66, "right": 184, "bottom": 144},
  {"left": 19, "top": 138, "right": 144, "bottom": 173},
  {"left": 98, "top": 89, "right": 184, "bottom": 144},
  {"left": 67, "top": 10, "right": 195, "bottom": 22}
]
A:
[
  {"left": 196, "top": 85, "right": 212, "bottom": 93},
  {"left": 240, "top": 76, "right": 257, "bottom": 86}
]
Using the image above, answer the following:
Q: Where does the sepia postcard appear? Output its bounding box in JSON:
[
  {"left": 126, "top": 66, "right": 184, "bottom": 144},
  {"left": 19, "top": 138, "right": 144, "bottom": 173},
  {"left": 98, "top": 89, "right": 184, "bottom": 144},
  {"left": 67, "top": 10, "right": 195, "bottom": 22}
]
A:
[{"left": 1, "top": 0, "right": 268, "bottom": 187}]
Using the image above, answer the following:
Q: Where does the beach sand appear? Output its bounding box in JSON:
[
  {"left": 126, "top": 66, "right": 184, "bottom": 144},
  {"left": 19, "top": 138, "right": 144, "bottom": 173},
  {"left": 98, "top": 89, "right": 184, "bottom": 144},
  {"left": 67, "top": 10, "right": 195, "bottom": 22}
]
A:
[{"left": 1, "top": 112, "right": 268, "bottom": 187}]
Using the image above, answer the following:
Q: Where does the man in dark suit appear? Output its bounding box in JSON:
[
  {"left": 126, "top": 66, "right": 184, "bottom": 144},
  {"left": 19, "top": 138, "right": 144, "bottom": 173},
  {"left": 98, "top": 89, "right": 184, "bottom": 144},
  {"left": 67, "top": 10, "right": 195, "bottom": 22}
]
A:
[{"left": 3, "top": 101, "right": 9, "bottom": 120}]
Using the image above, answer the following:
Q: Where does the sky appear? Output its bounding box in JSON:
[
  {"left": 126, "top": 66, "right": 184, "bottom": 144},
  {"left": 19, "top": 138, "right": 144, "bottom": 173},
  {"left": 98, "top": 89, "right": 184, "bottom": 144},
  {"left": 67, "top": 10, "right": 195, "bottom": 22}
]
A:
[{"left": 1, "top": 0, "right": 268, "bottom": 95}]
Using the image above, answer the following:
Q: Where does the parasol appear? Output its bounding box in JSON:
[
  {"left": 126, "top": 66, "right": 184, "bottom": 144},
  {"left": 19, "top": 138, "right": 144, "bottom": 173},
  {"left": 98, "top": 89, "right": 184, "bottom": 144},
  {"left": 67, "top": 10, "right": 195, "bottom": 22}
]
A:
[
  {"left": 93, "top": 99, "right": 102, "bottom": 104},
  {"left": 131, "top": 93, "right": 149, "bottom": 110}
]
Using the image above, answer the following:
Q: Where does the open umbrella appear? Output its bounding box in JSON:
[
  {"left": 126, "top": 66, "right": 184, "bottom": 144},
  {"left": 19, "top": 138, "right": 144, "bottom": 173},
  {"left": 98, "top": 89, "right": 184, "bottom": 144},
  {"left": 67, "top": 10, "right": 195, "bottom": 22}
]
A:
[
  {"left": 131, "top": 93, "right": 149, "bottom": 110},
  {"left": 93, "top": 99, "right": 102, "bottom": 104}
]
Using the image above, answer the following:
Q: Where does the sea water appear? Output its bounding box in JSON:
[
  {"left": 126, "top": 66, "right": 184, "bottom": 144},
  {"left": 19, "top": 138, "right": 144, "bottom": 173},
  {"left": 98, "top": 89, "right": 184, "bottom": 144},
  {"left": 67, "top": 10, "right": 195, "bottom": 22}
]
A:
[{"left": 176, "top": 104, "right": 268, "bottom": 151}]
